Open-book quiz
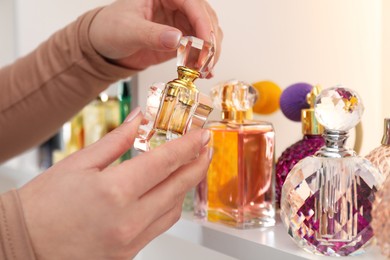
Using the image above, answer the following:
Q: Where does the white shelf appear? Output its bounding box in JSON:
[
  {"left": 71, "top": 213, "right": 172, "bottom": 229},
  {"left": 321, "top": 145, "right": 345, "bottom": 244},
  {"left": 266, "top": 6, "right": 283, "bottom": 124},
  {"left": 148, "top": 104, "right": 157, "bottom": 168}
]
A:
[
  {"left": 162, "top": 211, "right": 385, "bottom": 260},
  {"left": 0, "top": 166, "right": 385, "bottom": 260}
]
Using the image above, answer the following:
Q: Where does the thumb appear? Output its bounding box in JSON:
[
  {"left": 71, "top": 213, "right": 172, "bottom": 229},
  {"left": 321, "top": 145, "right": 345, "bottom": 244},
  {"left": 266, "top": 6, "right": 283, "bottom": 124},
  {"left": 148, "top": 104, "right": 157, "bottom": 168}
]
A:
[
  {"left": 69, "top": 107, "right": 142, "bottom": 170},
  {"left": 135, "top": 20, "right": 182, "bottom": 51}
]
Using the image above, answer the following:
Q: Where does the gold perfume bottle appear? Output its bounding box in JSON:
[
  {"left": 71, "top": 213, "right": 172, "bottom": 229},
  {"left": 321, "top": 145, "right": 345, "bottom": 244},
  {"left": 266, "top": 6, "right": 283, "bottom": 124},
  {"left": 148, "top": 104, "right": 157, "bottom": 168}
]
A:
[
  {"left": 195, "top": 80, "right": 276, "bottom": 228},
  {"left": 134, "top": 36, "right": 215, "bottom": 151}
]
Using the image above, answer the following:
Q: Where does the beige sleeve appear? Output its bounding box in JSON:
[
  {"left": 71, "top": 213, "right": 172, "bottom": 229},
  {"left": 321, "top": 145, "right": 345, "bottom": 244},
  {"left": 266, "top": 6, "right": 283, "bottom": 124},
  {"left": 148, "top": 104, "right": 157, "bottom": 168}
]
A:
[
  {"left": 0, "top": 7, "right": 135, "bottom": 162},
  {"left": 0, "top": 190, "right": 36, "bottom": 260}
]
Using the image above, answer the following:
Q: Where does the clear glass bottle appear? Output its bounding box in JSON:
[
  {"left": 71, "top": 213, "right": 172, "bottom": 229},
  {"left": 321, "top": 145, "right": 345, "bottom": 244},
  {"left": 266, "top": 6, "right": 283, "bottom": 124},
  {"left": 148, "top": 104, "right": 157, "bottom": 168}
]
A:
[
  {"left": 196, "top": 80, "right": 276, "bottom": 228},
  {"left": 134, "top": 36, "right": 215, "bottom": 152},
  {"left": 276, "top": 85, "right": 324, "bottom": 207},
  {"left": 365, "top": 118, "right": 390, "bottom": 179},
  {"left": 280, "top": 86, "right": 385, "bottom": 256}
]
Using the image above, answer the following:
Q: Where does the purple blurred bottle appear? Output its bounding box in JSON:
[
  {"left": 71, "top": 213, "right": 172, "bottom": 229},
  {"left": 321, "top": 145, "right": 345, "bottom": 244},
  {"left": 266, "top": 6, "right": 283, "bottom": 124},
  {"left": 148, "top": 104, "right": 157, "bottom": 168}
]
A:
[{"left": 275, "top": 84, "right": 324, "bottom": 207}]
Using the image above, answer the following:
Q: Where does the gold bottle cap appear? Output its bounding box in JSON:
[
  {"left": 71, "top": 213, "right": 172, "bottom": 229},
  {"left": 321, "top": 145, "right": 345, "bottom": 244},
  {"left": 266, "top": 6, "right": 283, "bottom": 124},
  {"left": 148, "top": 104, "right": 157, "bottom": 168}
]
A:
[
  {"left": 302, "top": 85, "right": 324, "bottom": 135},
  {"left": 382, "top": 118, "right": 390, "bottom": 145}
]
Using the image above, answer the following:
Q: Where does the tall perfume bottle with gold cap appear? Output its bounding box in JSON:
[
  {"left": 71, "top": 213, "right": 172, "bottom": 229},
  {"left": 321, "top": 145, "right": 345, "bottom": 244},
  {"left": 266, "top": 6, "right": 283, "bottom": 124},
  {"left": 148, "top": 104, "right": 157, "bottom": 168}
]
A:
[
  {"left": 134, "top": 36, "right": 215, "bottom": 151},
  {"left": 196, "top": 80, "right": 276, "bottom": 228},
  {"left": 276, "top": 84, "right": 324, "bottom": 207}
]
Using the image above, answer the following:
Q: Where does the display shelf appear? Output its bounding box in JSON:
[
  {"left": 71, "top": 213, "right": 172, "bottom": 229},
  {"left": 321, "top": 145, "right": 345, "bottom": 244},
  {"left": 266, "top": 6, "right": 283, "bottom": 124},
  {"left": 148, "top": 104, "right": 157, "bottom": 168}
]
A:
[
  {"left": 164, "top": 211, "right": 385, "bottom": 260},
  {"left": 0, "top": 166, "right": 385, "bottom": 259}
]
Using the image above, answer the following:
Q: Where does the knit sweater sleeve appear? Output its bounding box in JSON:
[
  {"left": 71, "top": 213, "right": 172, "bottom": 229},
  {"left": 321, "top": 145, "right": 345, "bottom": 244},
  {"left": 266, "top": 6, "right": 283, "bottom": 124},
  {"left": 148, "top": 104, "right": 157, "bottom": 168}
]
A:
[
  {"left": 0, "top": 7, "right": 137, "bottom": 259},
  {"left": 0, "top": 190, "right": 36, "bottom": 259},
  {"left": 0, "top": 7, "right": 135, "bottom": 162}
]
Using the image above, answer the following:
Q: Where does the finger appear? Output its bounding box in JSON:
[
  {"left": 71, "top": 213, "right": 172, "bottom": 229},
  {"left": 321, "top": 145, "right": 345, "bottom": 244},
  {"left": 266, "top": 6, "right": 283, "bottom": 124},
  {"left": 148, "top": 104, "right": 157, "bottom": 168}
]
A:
[
  {"left": 66, "top": 107, "right": 142, "bottom": 170},
  {"left": 204, "top": 2, "right": 223, "bottom": 65},
  {"left": 167, "top": 0, "right": 213, "bottom": 42},
  {"left": 132, "top": 19, "right": 183, "bottom": 51},
  {"left": 111, "top": 130, "right": 211, "bottom": 197},
  {"left": 137, "top": 147, "right": 211, "bottom": 223}
]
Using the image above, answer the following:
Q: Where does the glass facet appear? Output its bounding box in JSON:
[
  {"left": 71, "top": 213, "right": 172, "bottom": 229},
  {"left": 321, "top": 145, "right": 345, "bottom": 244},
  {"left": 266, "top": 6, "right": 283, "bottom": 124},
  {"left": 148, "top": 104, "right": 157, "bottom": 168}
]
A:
[
  {"left": 280, "top": 156, "right": 383, "bottom": 256},
  {"left": 177, "top": 36, "right": 215, "bottom": 78},
  {"left": 315, "top": 87, "right": 364, "bottom": 132},
  {"left": 133, "top": 83, "right": 164, "bottom": 151},
  {"left": 275, "top": 134, "right": 324, "bottom": 207},
  {"left": 210, "top": 80, "right": 258, "bottom": 112},
  {"left": 372, "top": 176, "right": 390, "bottom": 258}
]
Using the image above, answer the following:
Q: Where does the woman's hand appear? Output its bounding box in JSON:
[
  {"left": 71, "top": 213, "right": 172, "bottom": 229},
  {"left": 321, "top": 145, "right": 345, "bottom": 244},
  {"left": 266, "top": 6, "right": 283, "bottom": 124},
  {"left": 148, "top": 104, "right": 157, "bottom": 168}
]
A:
[
  {"left": 18, "top": 107, "right": 212, "bottom": 259},
  {"left": 89, "top": 0, "right": 222, "bottom": 71}
]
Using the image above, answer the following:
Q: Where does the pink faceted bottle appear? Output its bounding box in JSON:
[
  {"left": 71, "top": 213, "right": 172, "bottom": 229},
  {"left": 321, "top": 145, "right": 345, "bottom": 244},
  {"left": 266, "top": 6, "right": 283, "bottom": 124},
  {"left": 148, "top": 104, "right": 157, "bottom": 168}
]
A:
[
  {"left": 280, "top": 86, "right": 385, "bottom": 256},
  {"left": 366, "top": 118, "right": 390, "bottom": 258},
  {"left": 366, "top": 118, "right": 390, "bottom": 179},
  {"left": 276, "top": 84, "right": 324, "bottom": 207}
]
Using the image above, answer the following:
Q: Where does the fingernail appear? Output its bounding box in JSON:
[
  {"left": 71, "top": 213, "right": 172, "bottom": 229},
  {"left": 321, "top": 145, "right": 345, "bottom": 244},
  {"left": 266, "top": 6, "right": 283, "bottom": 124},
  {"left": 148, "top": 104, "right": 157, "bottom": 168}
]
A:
[
  {"left": 208, "top": 147, "right": 214, "bottom": 160},
  {"left": 161, "top": 30, "right": 181, "bottom": 49},
  {"left": 125, "top": 107, "right": 141, "bottom": 122},
  {"left": 201, "top": 130, "right": 211, "bottom": 146},
  {"left": 210, "top": 31, "right": 216, "bottom": 47}
]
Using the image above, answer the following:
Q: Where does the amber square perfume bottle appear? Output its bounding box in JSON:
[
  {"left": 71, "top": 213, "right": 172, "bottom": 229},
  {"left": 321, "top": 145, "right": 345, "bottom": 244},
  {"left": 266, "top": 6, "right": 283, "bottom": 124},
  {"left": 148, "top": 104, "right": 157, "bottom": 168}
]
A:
[
  {"left": 134, "top": 36, "right": 215, "bottom": 151},
  {"left": 195, "top": 80, "right": 276, "bottom": 228}
]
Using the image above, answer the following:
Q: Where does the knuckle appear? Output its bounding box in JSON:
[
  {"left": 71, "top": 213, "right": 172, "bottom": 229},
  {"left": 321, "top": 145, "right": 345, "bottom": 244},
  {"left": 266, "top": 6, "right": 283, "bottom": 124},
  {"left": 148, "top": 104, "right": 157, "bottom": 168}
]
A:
[
  {"left": 97, "top": 181, "right": 128, "bottom": 208},
  {"left": 108, "top": 223, "right": 138, "bottom": 245},
  {"left": 108, "top": 129, "right": 133, "bottom": 150}
]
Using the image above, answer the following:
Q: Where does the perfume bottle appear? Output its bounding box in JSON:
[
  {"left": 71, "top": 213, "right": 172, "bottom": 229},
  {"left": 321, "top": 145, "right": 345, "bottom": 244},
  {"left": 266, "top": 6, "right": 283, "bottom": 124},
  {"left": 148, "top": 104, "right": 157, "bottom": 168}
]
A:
[
  {"left": 275, "top": 84, "right": 324, "bottom": 207},
  {"left": 134, "top": 36, "right": 215, "bottom": 151},
  {"left": 83, "top": 86, "right": 121, "bottom": 146},
  {"left": 196, "top": 80, "right": 276, "bottom": 228},
  {"left": 365, "top": 118, "right": 390, "bottom": 179},
  {"left": 371, "top": 174, "right": 390, "bottom": 258},
  {"left": 280, "top": 86, "right": 385, "bottom": 256},
  {"left": 119, "top": 79, "right": 132, "bottom": 161}
]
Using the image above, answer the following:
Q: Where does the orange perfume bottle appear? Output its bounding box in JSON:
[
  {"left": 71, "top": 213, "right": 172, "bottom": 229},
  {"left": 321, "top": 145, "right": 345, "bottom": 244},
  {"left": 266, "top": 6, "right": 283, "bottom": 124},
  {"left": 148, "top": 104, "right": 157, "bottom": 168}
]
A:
[{"left": 196, "top": 80, "right": 276, "bottom": 228}]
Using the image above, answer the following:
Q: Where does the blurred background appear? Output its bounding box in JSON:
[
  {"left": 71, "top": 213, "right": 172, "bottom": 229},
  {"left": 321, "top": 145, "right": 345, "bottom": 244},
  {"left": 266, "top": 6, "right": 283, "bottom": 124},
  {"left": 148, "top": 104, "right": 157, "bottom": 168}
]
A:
[{"left": 1, "top": 0, "right": 389, "bottom": 183}]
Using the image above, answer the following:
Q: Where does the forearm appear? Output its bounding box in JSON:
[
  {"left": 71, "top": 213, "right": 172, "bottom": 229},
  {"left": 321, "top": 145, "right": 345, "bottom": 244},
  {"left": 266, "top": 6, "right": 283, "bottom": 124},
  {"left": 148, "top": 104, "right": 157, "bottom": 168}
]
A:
[{"left": 0, "top": 8, "right": 134, "bottom": 162}]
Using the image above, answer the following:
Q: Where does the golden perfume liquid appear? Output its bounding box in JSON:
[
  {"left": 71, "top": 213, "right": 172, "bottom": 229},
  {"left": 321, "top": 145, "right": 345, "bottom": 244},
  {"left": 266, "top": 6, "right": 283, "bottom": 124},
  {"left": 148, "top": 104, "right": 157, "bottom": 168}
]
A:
[
  {"left": 134, "top": 36, "right": 215, "bottom": 152},
  {"left": 205, "top": 122, "right": 275, "bottom": 228}
]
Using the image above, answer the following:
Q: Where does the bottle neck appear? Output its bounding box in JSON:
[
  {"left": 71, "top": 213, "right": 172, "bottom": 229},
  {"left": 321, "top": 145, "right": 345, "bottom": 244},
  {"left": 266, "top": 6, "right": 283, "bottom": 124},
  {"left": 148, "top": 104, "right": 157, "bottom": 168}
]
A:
[
  {"left": 176, "top": 66, "right": 200, "bottom": 85},
  {"left": 221, "top": 109, "right": 253, "bottom": 122},
  {"left": 301, "top": 109, "right": 324, "bottom": 135},
  {"left": 315, "top": 129, "right": 356, "bottom": 158},
  {"left": 381, "top": 118, "right": 390, "bottom": 145}
]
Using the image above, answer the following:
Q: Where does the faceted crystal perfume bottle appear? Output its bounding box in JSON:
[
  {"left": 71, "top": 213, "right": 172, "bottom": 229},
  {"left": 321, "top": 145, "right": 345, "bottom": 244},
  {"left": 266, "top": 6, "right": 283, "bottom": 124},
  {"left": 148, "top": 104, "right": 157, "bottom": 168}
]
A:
[
  {"left": 276, "top": 84, "right": 325, "bottom": 207},
  {"left": 367, "top": 118, "right": 390, "bottom": 258},
  {"left": 365, "top": 118, "right": 390, "bottom": 179},
  {"left": 280, "top": 86, "right": 385, "bottom": 256},
  {"left": 196, "top": 80, "right": 276, "bottom": 228},
  {"left": 134, "top": 36, "right": 215, "bottom": 151}
]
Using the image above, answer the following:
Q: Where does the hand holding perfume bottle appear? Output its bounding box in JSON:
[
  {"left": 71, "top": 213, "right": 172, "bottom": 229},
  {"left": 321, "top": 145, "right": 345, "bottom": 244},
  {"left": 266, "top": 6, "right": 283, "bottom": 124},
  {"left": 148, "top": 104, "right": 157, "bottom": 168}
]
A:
[
  {"left": 134, "top": 36, "right": 215, "bottom": 151},
  {"left": 280, "top": 86, "right": 385, "bottom": 256}
]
